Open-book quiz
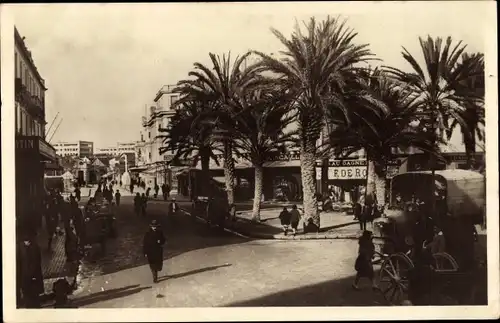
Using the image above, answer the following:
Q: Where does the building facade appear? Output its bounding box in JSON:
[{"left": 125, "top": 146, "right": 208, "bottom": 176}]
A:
[
  {"left": 95, "top": 141, "right": 136, "bottom": 155},
  {"left": 14, "top": 27, "right": 57, "bottom": 232},
  {"left": 132, "top": 85, "right": 180, "bottom": 190},
  {"left": 53, "top": 140, "right": 94, "bottom": 157}
]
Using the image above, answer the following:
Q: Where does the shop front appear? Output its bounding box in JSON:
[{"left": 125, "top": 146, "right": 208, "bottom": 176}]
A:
[
  {"left": 316, "top": 158, "right": 403, "bottom": 204},
  {"left": 15, "top": 136, "right": 57, "bottom": 233}
]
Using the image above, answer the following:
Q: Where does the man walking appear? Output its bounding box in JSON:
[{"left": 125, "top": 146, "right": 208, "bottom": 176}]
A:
[
  {"left": 74, "top": 186, "right": 81, "bottom": 202},
  {"left": 115, "top": 190, "right": 121, "bottom": 207},
  {"left": 17, "top": 232, "right": 44, "bottom": 308},
  {"left": 141, "top": 193, "right": 148, "bottom": 217},
  {"left": 143, "top": 220, "right": 166, "bottom": 283},
  {"left": 154, "top": 184, "right": 160, "bottom": 199}
]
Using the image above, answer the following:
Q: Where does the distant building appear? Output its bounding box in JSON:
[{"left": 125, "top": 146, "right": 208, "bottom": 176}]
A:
[
  {"left": 131, "top": 85, "right": 180, "bottom": 190},
  {"left": 95, "top": 141, "right": 136, "bottom": 156},
  {"left": 14, "top": 26, "right": 58, "bottom": 231},
  {"left": 53, "top": 140, "right": 94, "bottom": 157}
]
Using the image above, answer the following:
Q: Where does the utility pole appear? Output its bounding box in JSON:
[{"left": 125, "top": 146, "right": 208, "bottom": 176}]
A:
[
  {"left": 48, "top": 118, "right": 63, "bottom": 143},
  {"left": 45, "top": 112, "right": 59, "bottom": 138}
]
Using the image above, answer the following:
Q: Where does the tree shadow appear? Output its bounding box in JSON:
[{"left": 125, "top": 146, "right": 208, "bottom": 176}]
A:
[
  {"left": 223, "top": 268, "right": 488, "bottom": 307},
  {"left": 158, "top": 263, "right": 232, "bottom": 282},
  {"left": 77, "top": 199, "right": 251, "bottom": 278},
  {"left": 71, "top": 284, "right": 152, "bottom": 307}
]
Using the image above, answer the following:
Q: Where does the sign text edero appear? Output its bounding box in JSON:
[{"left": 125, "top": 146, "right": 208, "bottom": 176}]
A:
[{"left": 328, "top": 166, "right": 367, "bottom": 180}]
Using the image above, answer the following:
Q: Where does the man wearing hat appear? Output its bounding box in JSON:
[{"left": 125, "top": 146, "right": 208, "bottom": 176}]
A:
[{"left": 143, "top": 219, "right": 166, "bottom": 283}]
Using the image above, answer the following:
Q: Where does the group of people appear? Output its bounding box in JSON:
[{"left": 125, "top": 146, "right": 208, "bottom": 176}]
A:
[
  {"left": 93, "top": 183, "right": 121, "bottom": 206},
  {"left": 17, "top": 189, "right": 85, "bottom": 308},
  {"left": 129, "top": 179, "right": 171, "bottom": 202},
  {"left": 352, "top": 196, "right": 383, "bottom": 231},
  {"left": 278, "top": 205, "right": 302, "bottom": 236}
]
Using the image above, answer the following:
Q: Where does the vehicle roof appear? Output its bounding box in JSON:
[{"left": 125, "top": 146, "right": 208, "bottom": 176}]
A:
[{"left": 395, "top": 169, "right": 484, "bottom": 181}]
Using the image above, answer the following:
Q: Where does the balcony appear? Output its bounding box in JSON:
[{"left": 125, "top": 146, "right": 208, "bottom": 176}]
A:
[
  {"left": 15, "top": 78, "right": 45, "bottom": 118},
  {"left": 154, "top": 84, "right": 177, "bottom": 102}
]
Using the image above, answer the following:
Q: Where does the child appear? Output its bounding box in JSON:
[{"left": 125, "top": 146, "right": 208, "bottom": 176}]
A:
[
  {"left": 279, "top": 207, "right": 291, "bottom": 235},
  {"left": 352, "top": 230, "right": 379, "bottom": 290}
]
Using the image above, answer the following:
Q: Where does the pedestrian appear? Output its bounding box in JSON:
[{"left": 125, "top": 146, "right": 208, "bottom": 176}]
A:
[
  {"left": 165, "top": 184, "right": 171, "bottom": 200},
  {"left": 61, "top": 197, "right": 73, "bottom": 235},
  {"left": 161, "top": 183, "right": 167, "bottom": 201},
  {"left": 146, "top": 187, "right": 151, "bottom": 198},
  {"left": 360, "top": 202, "right": 372, "bottom": 231},
  {"left": 52, "top": 278, "right": 73, "bottom": 308},
  {"left": 229, "top": 203, "right": 237, "bottom": 223},
  {"left": 154, "top": 184, "right": 159, "bottom": 199},
  {"left": 130, "top": 182, "right": 134, "bottom": 194},
  {"left": 279, "top": 207, "right": 291, "bottom": 235},
  {"left": 17, "top": 233, "right": 44, "bottom": 308},
  {"left": 289, "top": 204, "right": 301, "bottom": 235},
  {"left": 46, "top": 197, "right": 58, "bottom": 250},
  {"left": 143, "top": 219, "right": 166, "bottom": 283},
  {"left": 352, "top": 230, "right": 379, "bottom": 290},
  {"left": 71, "top": 198, "right": 85, "bottom": 248},
  {"left": 115, "top": 190, "right": 121, "bottom": 207},
  {"left": 141, "top": 193, "right": 148, "bottom": 216},
  {"left": 119, "top": 180, "right": 123, "bottom": 187},
  {"left": 353, "top": 200, "right": 362, "bottom": 221},
  {"left": 168, "top": 197, "right": 180, "bottom": 217},
  {"left": 64, "top": 226, "right": 80, "bottom": 290},
  {"left": 74, "top": 186, "right": 81, "bottom": 202},
  {"left": 133, "top": 193, "right": 142, "bottom": 216}
]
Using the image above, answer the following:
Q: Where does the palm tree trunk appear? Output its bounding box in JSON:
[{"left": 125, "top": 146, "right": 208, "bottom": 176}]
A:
[
  {"left": 464, "top": 126, "right": 476, "bottom": 170},
  {"left": 365, "top": 159, "right": 376, "bottom": 203},
  {"left": 251, "top": 164, "right": 264, "bottom": 222},
  {"left": 200, "top": 147, "right": 210, "bottom": 197},
  {"left": 223, "top": 140, "right": 235, "bottom": 205},
  {"left": 374, "top": 166, "right": 387, "bottom": 209},
  {"left": 300, "top": 141, "right": 319, "bottom": 229}
]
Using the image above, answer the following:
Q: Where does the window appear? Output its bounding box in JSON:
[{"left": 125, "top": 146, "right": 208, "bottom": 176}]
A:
[
  {"left": 16, "top": 105, "right": 21, "bottom": 134},
  {"left": 170, "top": 95, "right": 178, "bottom": 107},
  {"left": 21, "top": 111, "right": 26, "bottom": 135},
  {"left": 15, "top": 53, "right": 18, "bottom": 77}
]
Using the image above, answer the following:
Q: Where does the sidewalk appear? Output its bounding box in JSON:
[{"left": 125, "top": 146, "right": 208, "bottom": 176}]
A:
[
  {"left": 228, "top": 208, "right": 362, "bottom": 240},
  {"left": 36, "top": 225, "right": 70, "bottom": 295}
]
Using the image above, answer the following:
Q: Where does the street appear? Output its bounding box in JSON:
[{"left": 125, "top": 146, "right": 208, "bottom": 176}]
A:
[{"left": 66, "top": 197, "right": 385, "bottom": 307}]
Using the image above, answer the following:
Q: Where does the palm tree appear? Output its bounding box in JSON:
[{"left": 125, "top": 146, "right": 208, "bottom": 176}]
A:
[
  {"left": 446, "top": 52, "right": 485, "bottom": 169},
  {"left": 385, "top": 36, "right": 483, "bottom": 149},
  {"left": 176, "top": 52, "right": 262, "bottom": 205},
  {"left": 327, "top": 68, "right": 440, "bottom": 209},
  {"left": 158, "top": 98, "right": 221, "bottom": 197},
  {"left": 253, "top": 16, "right": 376, "bottom": 228},
  {"left": 229, "top": 86, "right": 297, "bottom": 221}
]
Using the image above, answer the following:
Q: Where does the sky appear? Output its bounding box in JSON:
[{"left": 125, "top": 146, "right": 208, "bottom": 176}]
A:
[{"left": 8, "top": 2, "right": 491, "bottom": 149}]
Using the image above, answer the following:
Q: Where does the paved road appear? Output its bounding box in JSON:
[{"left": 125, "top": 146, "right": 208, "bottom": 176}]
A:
[{"left": 67, "top": 197, "right": 385, "bottom": 307}]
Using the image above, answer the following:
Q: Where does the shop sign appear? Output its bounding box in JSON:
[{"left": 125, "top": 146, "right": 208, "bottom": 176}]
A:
[
  {"left": 328, "top": 166, "right": 367, "bottom": 180},
  {"left": 329, "top": 159, "right": 401, "bottom": 167},
  {"left": 386, "top": 166, "right": 400, "bottom": 179},
  {"left": 16, "top": 138, "right": 36, "bottom": 150}
]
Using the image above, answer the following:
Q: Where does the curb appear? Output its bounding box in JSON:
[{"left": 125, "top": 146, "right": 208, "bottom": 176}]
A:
[
  {"left": 182, "top": 210, "right": 361, "bottom": 241},
  {"left": 181, "top": 210, "right": 250, "bottom": 239}
]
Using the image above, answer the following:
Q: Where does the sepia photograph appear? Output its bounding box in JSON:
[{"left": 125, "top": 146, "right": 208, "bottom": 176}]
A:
[{"left": 1, "top": 1, "right": 498, "bottom": 321}]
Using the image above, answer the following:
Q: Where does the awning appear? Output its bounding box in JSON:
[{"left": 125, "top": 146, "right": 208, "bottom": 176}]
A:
[{"left": 129, "top": 166, "right": 148, "bottom": 172}]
